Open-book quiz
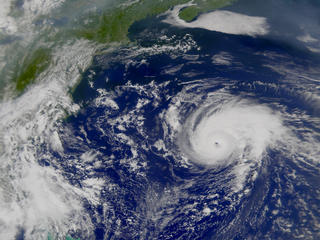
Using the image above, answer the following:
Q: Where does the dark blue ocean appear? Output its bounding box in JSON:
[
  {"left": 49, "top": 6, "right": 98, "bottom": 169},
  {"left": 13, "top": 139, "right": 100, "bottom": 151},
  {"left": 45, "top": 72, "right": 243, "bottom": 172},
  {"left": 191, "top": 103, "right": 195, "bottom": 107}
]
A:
[{"left": 50, "top": 3, "right": 320, "bottom": 239}]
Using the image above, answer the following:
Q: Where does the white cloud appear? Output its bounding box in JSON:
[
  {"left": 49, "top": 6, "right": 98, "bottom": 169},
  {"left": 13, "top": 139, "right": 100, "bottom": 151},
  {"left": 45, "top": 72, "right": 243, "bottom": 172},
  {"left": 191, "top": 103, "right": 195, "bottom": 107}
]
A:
[{"left": 164, "top": 5, "right": 269, "bottom": 37}]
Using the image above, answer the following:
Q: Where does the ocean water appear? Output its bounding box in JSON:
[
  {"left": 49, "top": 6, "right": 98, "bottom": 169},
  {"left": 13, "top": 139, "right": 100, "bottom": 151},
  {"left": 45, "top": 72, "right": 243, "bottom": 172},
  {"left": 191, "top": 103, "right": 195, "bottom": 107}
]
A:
[
  {"left": 0, "top": 0, "right": 320, "bottom": 239},
  {"left": 68, "top": 18, "right": 320, "bottom": 239}
]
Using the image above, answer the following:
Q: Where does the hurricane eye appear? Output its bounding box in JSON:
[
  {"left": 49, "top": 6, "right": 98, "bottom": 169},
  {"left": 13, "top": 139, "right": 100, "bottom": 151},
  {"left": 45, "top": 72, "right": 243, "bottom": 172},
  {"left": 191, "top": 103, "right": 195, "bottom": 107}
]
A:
[{"left": 178, "top": 100, "right": 285, "bottom": 168}]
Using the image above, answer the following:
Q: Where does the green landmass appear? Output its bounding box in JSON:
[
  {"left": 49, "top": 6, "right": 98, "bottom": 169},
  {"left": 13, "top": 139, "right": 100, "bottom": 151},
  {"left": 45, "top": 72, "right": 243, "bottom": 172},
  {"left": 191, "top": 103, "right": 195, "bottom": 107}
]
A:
[
  {"left": 74, "top": 0, "right": 236, "bottom": 43},
  {"left": 179, "top": 0, "right": 236, "bottom": 22},
  {"left": 7, "top": 0, "right": 236, "bottom": 93},
  {"left": 73, "top": 0, "right": 191, "bottom": 43},
  {"left": 13, "top": 47, "right": 51, "bottom": 92},
  {"left": 178, "top": 6, "right": 200, "bottom": 22}
]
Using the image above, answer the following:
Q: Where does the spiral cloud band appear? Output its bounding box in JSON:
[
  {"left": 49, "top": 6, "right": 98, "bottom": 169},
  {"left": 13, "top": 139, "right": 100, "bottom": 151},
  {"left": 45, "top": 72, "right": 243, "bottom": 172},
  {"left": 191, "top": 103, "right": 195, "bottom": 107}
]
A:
[{"left": 178, "top": 99, "right": 285, "bottom": 167}]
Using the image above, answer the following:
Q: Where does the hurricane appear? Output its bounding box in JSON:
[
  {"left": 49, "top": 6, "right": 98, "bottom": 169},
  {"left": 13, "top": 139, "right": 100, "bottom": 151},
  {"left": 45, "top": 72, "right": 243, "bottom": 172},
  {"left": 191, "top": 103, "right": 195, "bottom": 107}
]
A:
[
  {"left": 177, "top": 96, "right": 285, "bottom": 167},
  {"left": 0, "top": 0, "right": 320, "bottom": 239}
]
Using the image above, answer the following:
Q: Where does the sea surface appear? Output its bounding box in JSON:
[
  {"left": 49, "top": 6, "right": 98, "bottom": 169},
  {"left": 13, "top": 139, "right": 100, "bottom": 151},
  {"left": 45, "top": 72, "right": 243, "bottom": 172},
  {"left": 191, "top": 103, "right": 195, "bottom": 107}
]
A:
[{"left": 0, "top": 0, "right": 319, "bottom": 239}]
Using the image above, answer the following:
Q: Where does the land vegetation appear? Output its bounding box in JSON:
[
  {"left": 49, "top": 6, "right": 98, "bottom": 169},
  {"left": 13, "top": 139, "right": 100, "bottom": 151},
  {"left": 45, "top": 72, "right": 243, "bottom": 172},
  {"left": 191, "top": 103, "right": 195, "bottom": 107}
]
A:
[{"left": 11, "top": 0, "right": 235, "bottom": 93}]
